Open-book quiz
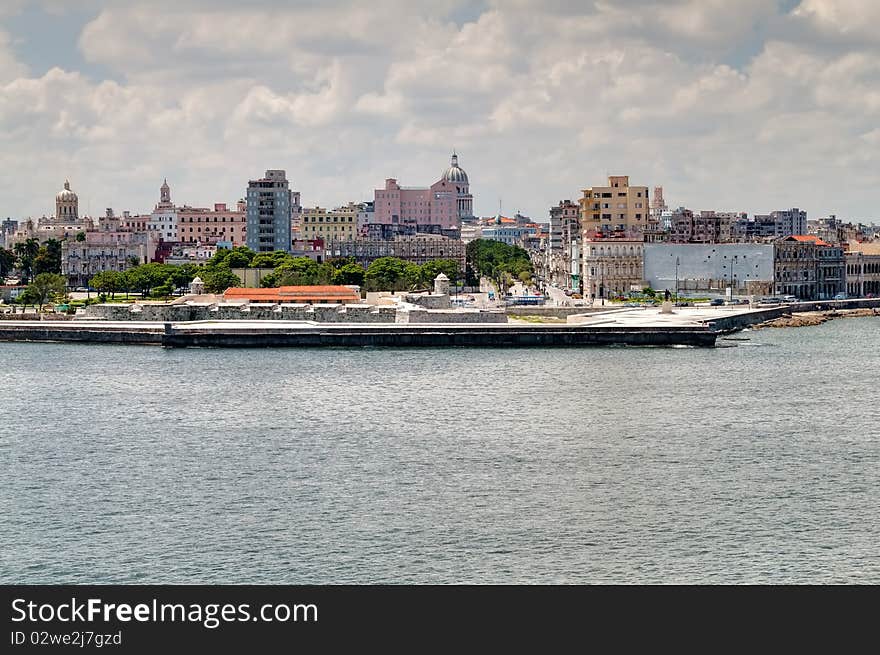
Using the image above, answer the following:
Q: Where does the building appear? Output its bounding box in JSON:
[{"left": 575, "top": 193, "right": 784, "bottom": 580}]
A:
[
  {"left": 61, "top": 213, "right": 151, "bottom": 287},
  {"left": 579, "top": 175, "right": 650, "bottom": 239},
  {"left": 549, "top": 200, "right": 579, "bottom": 252},
  {"left": 581, "top": 238, "right": 645, "bottom": 299},
  {"left": 324, "top": 234, "right": 465, "bottom": 269},
  {"left": 56, "top": 179, "right": 78, "bottom": 221},
  {"left": 773, "top": 235, "right": 844, "bottom": 300},
  {"left": 178, "top": 202, "right": 247, "bottom": 246},
  {"left": 845, "top": 243, "right": 880, "bottom": 297},
  {"left": 644, "top": 243, "right": 775, "bottom": 296},
  {"left": 246, "top": 169, "right": 293, "bottom": 253},
  {"left": 649, "top": 186, "right": 667, "bottom": 222},
  {"left": 0, "top": 219, "right": 17, "bottom": 248},
  {"left": 164, "top": 243, "right": 218, "bottom": 266},
  {"left": 373, "top": 152, "right": 472, "bottom": 238},
  {"left": 480, "top": 215, "right": 536, "bottom": 246},
  {"left": 224, "top": 285, "right": 361, "bottom": 304},
  {"left": 300, "top": 203, "right": 360, "bottom": 242},
  {"left": 770, "top": 208, "right": 807, "bottom": 238},
  {"left": 148, "top": 179, "right": 178, "bottom": 241}
]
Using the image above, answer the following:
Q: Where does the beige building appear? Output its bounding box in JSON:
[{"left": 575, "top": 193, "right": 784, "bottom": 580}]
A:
[
  {"left": 62, "top": 214, "right": 151, "bottom": 287},
  {"left": 300, "top": 204, "right": 359, "bottom": 241},
  {"left": 579, "top": 175, "right": 650, "bottom": 239},
  {"left": 845, "top": 242, "right": 880, "bottom": 297},
  {"left": 178, "top": 202, "right": 247, "bottom": 246},
  {"left": 582, "top": 238, "right": 645, "bottom": 300}
]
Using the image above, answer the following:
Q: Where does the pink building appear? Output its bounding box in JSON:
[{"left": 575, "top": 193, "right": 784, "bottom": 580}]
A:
[{"left": 373, "top": 153, "right": 473, "bottom": 237}]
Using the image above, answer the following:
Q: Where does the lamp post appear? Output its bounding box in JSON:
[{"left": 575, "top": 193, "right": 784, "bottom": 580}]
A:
[
  {"left": 731, "top": 254, "right": 738, "bottom": 297},
  {"left": 675, "top": 256, "right": 680, "bottom": 301}
]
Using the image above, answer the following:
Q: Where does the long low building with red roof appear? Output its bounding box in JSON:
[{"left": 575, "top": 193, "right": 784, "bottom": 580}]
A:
[{"left": 223, "top": 285, "right": 361, "bottom": 304}]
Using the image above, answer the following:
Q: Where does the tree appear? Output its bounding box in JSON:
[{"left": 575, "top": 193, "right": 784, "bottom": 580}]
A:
[
  {"left": 250, "top": 250, "right": 294, "bottom": 269},
  {"left": 151, "top": 276, "right": 175, "bottom": 298},
  {"left": 13, "top": 238, "right": 40, "bottom": 284},
  {"left": 123, "top": 263, "right": 177, "bottom": 297},
  {"left": 0, "top": 247, "right": 14, "bottom": 279},
  {"left": 225, "top": 246, "right": 255, "bottom": 268},
  {"left": 332, "top": 262, "right": 366, "bottom": 286},
  {"left": 419, "top": 259, "right": 461, "bottom": 287},
  {"left": 365, "top": 257, "right": 415, "bottom": 291},
  {"left": 75, "top": 231, "right": 86, "bottom": 242},
  {"left": 89, "top": 270, "right": 123, "bottom": 298},
  {"left": 465, "top": 239, "right": 533, "bottom": 294},
  {"left": 44, "top": 239, "right": 62, "bottom": 273},
  {"left": 201, "top": 268, "right": 242, "bottom": 294},
  {"left": 26, "top": 273, "right": 67, "bottom": 311}
]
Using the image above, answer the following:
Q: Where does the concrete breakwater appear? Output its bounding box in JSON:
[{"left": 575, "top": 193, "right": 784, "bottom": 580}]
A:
[
  {"left": 753, "top": 307, "right": 880, "bottom": 329},
  {"left": 0, "top": 320, "right": 718, "bottom": 348}
]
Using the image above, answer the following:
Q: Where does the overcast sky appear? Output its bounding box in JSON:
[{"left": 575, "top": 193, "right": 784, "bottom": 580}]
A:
[{"left": 1, "top": 0, "right": 878, "bottom": 222}]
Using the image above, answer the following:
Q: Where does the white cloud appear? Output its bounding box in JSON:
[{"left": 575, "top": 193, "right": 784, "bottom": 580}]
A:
[{"left": 0, "top": 0, "right": 879, "bottom": 222}]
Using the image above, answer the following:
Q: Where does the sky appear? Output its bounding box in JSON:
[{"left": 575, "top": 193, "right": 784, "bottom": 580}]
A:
[{"left": 0, "top": 0, "right": 878, "bottom": 222}]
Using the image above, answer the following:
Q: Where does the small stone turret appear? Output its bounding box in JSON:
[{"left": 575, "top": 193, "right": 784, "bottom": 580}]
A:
[
  {"left": 434, "top": 272, "right": 450, "bottom": 296},
  {"left": 189, "top": 276, "right": 205, "bottom": 295}
]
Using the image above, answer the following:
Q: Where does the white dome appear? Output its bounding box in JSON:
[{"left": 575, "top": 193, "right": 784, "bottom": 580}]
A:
[
  {"left": 442, "top": 153, "right": 468, "bottom": 184},
  {"left": 56, "top": 179, "right": 78, "bottom": 202}
]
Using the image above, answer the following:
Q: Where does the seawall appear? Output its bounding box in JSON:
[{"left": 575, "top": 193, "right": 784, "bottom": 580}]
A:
[
  {"left": 704, "top": 298, "right": 880, "bottom": 332},
  {"left": 0, "top": 321, "right": 717, "bottom": 348}
]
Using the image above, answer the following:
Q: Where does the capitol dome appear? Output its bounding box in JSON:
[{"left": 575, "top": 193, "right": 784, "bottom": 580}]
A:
[
  {"left": 442, "top": 152, "right": 469, "bottom": 185},
  {"left": 56, "top": 179, "right": 77, "bottom": 202}
]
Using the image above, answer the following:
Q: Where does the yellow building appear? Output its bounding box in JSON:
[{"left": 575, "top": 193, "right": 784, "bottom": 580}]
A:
[
  {"left": 579, "top": 175, "right": 650, "bottom": 239},
  {"left": 300, "top": 204, "right": 359, "bottom": 241}
]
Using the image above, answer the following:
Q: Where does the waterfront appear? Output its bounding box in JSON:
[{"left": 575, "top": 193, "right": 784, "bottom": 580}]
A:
[{"left": 1, "top": 317, "right": 878, "bottom": 583}]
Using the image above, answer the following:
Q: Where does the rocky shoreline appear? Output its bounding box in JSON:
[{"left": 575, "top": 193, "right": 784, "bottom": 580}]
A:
[{"left": 754, "top": 308, "right": 880, "bottom": 329}]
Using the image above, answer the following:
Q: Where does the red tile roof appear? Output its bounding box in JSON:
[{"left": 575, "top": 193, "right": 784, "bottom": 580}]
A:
[
  {"left": 224, "top": 286, "right": 361, "bottom": 303},
  {"left": 785, "top": 235, "right": 831, "bottom": 246}
]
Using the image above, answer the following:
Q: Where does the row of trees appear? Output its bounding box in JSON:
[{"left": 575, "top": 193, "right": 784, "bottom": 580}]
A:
[
  {"left": 203, "top": 247, "right": 462, "bottom": 293},
  {"left": 88, "top": 262, "right": 237, "bottom": 298},
  {"left": 1, "top": 238, "right": 63, "bottom": 284},
  {"left": 465, "top": 239, "right": 534, "bottom": 292}
]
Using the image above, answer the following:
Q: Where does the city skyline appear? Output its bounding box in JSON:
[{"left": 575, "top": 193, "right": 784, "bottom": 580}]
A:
[{"left": 1, "top": 1, "right": 879, "bottom": 222}]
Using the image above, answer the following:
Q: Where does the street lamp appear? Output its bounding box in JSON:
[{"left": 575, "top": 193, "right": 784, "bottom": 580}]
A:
[{"left": 675, "top": 256, "right": 680, "bottom": 301}]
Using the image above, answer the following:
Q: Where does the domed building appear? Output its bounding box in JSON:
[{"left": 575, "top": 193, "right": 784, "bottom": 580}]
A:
[
  {"left": 441, "top": 152, "right": 474, "bottom": 222},
  {"left": 56, "top": 179, "right": 79, "bottom": 220},
  {"left": 372, "top": 151, "right": 475, "bottom": 239}
]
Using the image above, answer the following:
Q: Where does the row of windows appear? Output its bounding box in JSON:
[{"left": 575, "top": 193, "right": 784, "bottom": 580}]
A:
[{"left": 304, "top": 216, "right": 354, "bottom": 223}]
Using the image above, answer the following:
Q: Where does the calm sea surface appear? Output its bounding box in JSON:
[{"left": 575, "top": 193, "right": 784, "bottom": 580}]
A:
[{"left": 1, "top": 317, "right": 878, "bottom": 584}]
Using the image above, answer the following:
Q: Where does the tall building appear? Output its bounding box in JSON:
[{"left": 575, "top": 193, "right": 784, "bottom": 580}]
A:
[
  {"left": 771, "top": 208, "right": 807, "bottom": 237},
  {"left": 246, "top": 169, "right": 293, "bottom": 253},
  {"left": 579, "top": 175, "right": 650, "bottom": 239}
]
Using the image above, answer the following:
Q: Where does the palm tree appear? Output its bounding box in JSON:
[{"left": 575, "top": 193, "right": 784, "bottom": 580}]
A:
[{"left": 13, "top": 238, "right": 40, "bottom": 284}]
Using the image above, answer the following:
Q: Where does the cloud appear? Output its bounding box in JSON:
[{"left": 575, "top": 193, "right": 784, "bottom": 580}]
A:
[{"left": 0, "top": 0, "right": 878, "bottom": 223}]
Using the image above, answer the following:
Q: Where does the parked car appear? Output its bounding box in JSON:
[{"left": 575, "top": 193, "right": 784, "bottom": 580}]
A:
[
  {"left": 781, "top": 295, "right": 798, "bottom": 303},
  {"left": 709, "top": 298, "right": 724, "bottom": 306},
  {"left": 833, "top": 293, "right": 847, "bottom": 300}
]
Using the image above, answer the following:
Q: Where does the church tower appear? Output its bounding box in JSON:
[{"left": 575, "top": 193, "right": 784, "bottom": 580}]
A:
[{"left": 159, "top": 178, "right": 172, "bottom": 207}]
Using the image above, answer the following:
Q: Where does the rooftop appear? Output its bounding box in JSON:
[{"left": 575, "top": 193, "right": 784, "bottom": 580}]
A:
[{"left": 224, "top": 286, "right": 361, "bottom": 304}]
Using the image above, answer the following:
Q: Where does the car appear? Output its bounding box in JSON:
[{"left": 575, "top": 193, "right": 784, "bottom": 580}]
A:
[
  {"left": 709, "top": 298, "right": 724, "bottom": 306},
  {"left": 833, "top": 293, "right": 847, "bottom": 300},
  {"left": 781, "top": 295, "right": 798, "bottom": 303}
]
